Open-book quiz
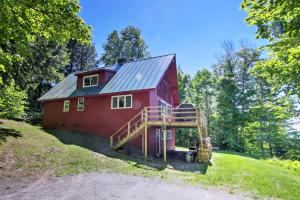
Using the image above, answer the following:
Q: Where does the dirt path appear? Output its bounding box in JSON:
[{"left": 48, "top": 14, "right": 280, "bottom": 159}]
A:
[{"left": 1, "top": 172, "right": 250, "bottom": 200}]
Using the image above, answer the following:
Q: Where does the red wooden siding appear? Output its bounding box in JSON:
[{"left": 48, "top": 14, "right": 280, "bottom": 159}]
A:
[{"left": 42, "top": 61, "right": 179, "bottom": 155}]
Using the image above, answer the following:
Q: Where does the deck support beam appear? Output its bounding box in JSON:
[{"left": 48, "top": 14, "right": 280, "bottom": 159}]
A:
[
  {"left": 144, "top": 107, "right": 148, "bottom": 159},
  {"left": 142, "top": 131, "right": 144, "bottom": 153},
  {"left": 163, "top": 128, "right": 167, "bottom": 162},
  {"left": 144, "top": 124, "right": 147, "bottom": 159}
]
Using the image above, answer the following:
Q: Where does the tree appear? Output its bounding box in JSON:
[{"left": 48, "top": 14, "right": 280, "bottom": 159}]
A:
[
  {"left": 213, "top": 41, "right": 240, "bottom": 151},
  {"left": 246, "top": 77, "right": 293, "bottom": 157},
  {"left": 0, "top": 81, "right": 27, "bottom": 119},
  {"left": 235, "top": 45, "right": 261, "bottom": 151},
  {"left": 188, "top": 69, "right": 216, "bottom": 136},
  {"left": 101, "top": 26, "right": 150, "bottom": 65},
  {"left": 0, "top": 0, "right": 91, "bottom": 121},
  {"left": 241, "top": 0, "right": 300, "bottom": 97},
  {"left": 64, "top": 40, "right": 99, "bottom": 76},
  {"left": 0, "top": 0, "right": 91, "bottom": 83},
  {"left": 23, "top": 37, "right": 69, "bottom": 119},
  {"left": 177, "top": 67, "right": 191, "bottom": 102}
]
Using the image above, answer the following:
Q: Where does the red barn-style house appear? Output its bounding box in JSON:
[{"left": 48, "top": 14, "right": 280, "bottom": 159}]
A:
[{"left": 39, "top": 54, "right": 206, "bottom": 161}]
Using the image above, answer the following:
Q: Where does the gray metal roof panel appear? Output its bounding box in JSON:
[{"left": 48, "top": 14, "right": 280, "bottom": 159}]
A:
[
  {"left": 38, "top": 54, "right": 175, "bottom": 101},
  {"left": 70, "top": 86, "right": 104, "bottom": 97},
  {"left": 100, "top": 54, "right": 174, "bottom": 94},
  {"left": 38, "top": 73, "right": 77, "bottom": 101}
]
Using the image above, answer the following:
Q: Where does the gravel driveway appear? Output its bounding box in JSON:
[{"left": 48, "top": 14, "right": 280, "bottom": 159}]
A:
[{"left": 1, "top": 172, "right": 250, "bottom": 200}]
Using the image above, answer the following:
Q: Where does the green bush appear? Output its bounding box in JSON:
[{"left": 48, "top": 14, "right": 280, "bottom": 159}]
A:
[
  {"left": 266, "top": 158, "right": 300, "bottom": 173},
  {"left": 0, "top": 81, "right": 27, "bottom": 119}
]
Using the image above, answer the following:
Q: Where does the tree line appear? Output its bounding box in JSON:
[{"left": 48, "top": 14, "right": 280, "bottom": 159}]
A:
[
  {"left": 0, "top": 0, "right": 149, "bottom": 123},
  {"left": 0, "top": 0, "right": 299, "bottom": 159},
  {"left": 175, "top": 0, "right": 300, "bottom": 160},
  {"left": 176, "top": 41, "right": 299, "bottom": 160}
]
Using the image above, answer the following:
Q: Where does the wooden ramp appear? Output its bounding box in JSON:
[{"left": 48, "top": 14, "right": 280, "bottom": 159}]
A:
[{"left": 110, "top": 106, "right": 208, "bottom": 162}]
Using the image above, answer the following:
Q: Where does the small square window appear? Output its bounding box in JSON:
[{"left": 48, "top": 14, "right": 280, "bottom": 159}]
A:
[
  {"left": 63, "top": 100, "right": 70, "bottom": 112},
  {"left": 83, "top": 75, "right": 98, "bottom": 87},
  {"left": 77, "top": 98, "right": 84, "bottom": 111}
]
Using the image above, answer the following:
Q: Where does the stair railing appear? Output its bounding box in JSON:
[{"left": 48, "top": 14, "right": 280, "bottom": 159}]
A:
[
  {"left": 110, "top": 106, "right": 207, "bottom": 147},
  {"left": 110, "top": 109, "right": 145, "bottom": 147}
]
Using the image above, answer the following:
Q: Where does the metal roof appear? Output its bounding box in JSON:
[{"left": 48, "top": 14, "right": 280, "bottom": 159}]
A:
[
  {"left": 38, "top": 54, "right": 175, "bottom": 101},
  {"left": 75, "top": 64, "right": 119, "bottom": 75}
]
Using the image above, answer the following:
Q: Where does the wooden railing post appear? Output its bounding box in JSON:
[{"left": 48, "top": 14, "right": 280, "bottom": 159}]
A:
[
  {"left": 110, "top": 136, "right": 113, "bottom": 147},
  {"left": 163, "top": 128, "right": 167, "bottom": 162},
  {"left": 144, "top": 107, "right": 148, "bottom": 122},
  {"left": 127, "top": 121, "right": 130, "bottom": 137}
]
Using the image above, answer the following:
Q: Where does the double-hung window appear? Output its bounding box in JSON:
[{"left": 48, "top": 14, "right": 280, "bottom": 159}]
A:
[
  {"left": 77, "top": 97, "right": 84, "bottom": 111},
  {"left": 111, "top": 95, "right": 132, "bottom": 109},
  {"left": 83, "top": 74, "right": 98, "bottom": 87},
  {"left": 63, "top": 100, "right": 70, "bottom": 112}
]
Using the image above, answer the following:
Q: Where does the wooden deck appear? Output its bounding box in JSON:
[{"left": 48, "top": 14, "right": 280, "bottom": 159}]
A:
[
  {"left": 110, "top": 106, "right": 208, "bottom": 162},
  {"left": 147, "top": 121, "right": 198, "bottom": 128}
]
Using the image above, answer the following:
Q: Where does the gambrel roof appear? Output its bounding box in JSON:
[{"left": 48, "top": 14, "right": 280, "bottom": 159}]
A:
[{"left": 38, "top": 54, "right": 175, "bottom": 101}]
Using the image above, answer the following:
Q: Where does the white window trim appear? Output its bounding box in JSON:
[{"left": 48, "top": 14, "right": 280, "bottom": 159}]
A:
[
  {"left": 63, "top": 100, "right": 70, "bottom": 112},
  {"left": 111, "top": 94, "right": 132, "bottom": 109},
  {"left": 83, "top": 74, "right": 99, "bottom": 88},
  {"left": 77, "top": 97, "right": 84, "bottom": 111}
]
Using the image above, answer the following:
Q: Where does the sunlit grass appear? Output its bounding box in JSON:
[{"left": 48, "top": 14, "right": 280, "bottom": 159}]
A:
[{"left": 1, "top": 119, "right": 299, "bottom": 200}]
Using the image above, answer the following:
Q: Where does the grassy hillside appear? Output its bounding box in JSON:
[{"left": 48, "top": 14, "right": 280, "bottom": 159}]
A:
[{"left": 0, "top": 120, "right": 299, "bottom": 200}]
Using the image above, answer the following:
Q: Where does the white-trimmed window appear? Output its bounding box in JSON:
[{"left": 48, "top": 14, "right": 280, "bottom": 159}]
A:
[
  {"left": 111, "top": 95, "right": 132, "bottom": 109},
  {"left": 83, "top": 74, "right": 98, "bottom": 87},
  {"left": 63, "top": 100, "right": 70, "bottom": 112},
  {"left": 161, "top": 129, "right": 172, "bottom": 140},
  {"left": 77, "top": 97, "right": 84, "bottom": 111}
]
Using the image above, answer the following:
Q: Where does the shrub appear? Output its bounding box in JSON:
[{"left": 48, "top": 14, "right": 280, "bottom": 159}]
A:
[
  {"left": 266, "top": 158, "right": 300, "bottom": 173},
  {"left": 0, "top": 81, "right": 27, "bottom": 119}
]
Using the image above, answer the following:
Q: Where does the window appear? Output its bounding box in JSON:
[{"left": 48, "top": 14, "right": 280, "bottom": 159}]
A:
[
  {"left": 161, "top": 129, "right": 172, "bottom": 140},
  {"left": 83, "top": 74, "right": 98, "bottom": 87},
  {"left": 77, "top": 97, "right": 84, "bottom": 111},
  {"left": 63, "top": 100, "right": 70, "bottom": 112},
  {"left": 111, "top": 95, "right": 132, "bottom": 109}
]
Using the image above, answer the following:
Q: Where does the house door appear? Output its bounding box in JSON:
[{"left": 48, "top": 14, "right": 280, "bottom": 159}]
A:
[{"left": 155, "top": 129, "right": 161, "bottom": 157}]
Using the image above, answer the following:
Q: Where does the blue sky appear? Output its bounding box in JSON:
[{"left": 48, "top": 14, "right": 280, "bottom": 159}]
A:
[{"left": 79, "top": 0, "right": 266, "bottom": 75}]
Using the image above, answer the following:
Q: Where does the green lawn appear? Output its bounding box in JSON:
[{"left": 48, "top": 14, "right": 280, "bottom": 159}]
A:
[{"left": 0, "top": 120, "right": 299, "bottom": 200}]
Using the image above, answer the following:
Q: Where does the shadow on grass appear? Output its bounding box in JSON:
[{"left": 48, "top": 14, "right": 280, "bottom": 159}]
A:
[
  {"left": 43, "top": 128, "right": 209, "bottom": 174},
  {"left": 0, "top": 127, "right": 22, "bottom": 144}
]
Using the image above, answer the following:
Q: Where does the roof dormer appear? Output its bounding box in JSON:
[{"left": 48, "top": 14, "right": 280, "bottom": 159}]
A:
[{"left": 75, "top": 69, "right": 116, "bottom": 89}]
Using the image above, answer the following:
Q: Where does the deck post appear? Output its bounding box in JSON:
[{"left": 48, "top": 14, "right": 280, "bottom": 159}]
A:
[
  {"left": 196, "top": 108, "right": 204, "bottom": 162},
  {"left": 163, "top": 128, "right": 167, "bottom": 162},
  {"left": 142, "top": 131, "right": 144, "bottom": 153},
  {"left": 144, "top": 107, "right": 148, "bottom": 159}
]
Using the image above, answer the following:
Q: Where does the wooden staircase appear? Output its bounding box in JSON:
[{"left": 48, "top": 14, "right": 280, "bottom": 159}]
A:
[
  {"left": 112, "top": 122, "right": 146, "bottom": 150},
  {"left": 110, "top": 106, "right": 210, "bottom": 162},
  {"left": 110, "top": 109, "right": 146, "bottom": 150}
]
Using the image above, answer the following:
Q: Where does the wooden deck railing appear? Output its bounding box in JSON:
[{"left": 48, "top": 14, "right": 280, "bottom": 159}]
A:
[{"left": 110, "top": 106, "right": 207, "bottom": 148}]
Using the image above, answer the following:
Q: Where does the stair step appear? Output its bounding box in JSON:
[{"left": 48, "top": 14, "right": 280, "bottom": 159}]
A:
[{"left": 113, "top": 123, "right": 145, "bottom": 150}]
